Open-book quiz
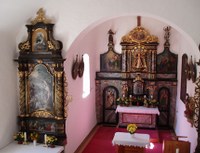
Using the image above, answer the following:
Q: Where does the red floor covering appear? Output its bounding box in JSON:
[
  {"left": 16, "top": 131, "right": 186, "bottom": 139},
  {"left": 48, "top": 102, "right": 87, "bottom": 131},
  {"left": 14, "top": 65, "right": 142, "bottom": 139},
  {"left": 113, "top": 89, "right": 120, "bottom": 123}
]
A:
[{"left": 82, "top": 126, "right": 176, "bottom": 153}]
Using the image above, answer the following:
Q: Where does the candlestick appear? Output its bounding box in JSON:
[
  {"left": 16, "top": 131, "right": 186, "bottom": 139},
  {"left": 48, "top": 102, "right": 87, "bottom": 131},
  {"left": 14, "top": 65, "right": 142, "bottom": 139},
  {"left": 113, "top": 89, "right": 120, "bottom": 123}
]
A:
[
  {"left": 24, "top": 132, "right": 27, "bottom": 142},
  {"left": 44, "top": 134, "right": 47, "bottom": 145},
  {"left": 176, "top": 148, "right": 179, "bottom": 153}
]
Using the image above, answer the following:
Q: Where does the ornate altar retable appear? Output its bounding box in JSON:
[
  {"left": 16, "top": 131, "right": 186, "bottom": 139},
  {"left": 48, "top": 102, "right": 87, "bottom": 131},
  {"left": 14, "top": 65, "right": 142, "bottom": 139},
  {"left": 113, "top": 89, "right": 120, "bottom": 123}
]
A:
[
  {"left": 96, "top": 18, "right": 177, "bottom": 129},
  {"left": 112, "top": 132, "right": 150, "bottom": 153},
  {"left": 116, "top": 106, "right": 160, "bottom": 128}
]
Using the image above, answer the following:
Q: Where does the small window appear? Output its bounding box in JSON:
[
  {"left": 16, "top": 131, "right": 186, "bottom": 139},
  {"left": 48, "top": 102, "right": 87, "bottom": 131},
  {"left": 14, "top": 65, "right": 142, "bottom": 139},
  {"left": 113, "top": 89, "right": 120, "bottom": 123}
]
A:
[{"left": 82, "top": 54, "right": 90, "bottom": 98}]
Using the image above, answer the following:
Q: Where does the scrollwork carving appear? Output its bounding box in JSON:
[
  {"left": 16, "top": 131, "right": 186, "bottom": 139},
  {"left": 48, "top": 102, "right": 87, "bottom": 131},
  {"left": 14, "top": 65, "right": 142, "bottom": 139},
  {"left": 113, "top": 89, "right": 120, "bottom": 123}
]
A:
[
  {"left": 194, "top": 75, "right": 200, "bottom": 128},
  {"left": 63, "top": 72, "right": 71, "bottom": 118},
  {"left": 121, "top": 26, "right": 158, "bottom": 44},
  {"left": 31, "top": 110, "right": 54, "bottom": 118},
  {"left": 194, "top": 74, "right": 200, "bottom": 153},
  {"left": 31, "top": 8, "right": 51, "bottom": 25}
]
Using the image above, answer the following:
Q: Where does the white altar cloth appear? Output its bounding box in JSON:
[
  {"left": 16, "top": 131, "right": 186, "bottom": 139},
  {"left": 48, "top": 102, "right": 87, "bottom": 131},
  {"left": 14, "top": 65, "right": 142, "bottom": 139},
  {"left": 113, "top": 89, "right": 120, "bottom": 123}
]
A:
[
  {"left": 0, "top": 142, "right": 64, "bottom": 153},
  {"left": 112, "top": 132, "right": 150, "bottom": 147},
  {"left": 116, "top": 106, "right": 160, "bottom": 115}
]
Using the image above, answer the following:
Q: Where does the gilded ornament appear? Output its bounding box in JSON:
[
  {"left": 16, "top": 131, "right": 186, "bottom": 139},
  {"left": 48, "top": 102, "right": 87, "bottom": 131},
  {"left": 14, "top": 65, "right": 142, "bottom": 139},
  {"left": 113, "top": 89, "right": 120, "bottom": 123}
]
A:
[
  {"left": 31, "top": 8, "right": 51, "bottom": 25},
  {"left": 31, "top": 111, "right": 54, "bottom": 118},
  {"left": 36, "top": 60, "right": 43, "bottom": 64},
  {"left": 48, "top": 41, "right": 55, "bottom": 50},
  {"left": 19, "top": 41, "right": 30, "bottom": 51},
  {"left": 121, "top": 26, "right": 158, "bottom": 44},
  {"left": 194, "top": 75, "right": 200, "bottom": 128}
]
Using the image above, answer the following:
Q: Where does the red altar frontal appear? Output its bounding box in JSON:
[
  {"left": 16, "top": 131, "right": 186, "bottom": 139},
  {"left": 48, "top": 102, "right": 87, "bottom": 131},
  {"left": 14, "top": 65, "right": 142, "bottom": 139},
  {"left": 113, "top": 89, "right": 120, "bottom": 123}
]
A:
[{"left": 116, "top": 106, "right": 160, "bottom": 128}]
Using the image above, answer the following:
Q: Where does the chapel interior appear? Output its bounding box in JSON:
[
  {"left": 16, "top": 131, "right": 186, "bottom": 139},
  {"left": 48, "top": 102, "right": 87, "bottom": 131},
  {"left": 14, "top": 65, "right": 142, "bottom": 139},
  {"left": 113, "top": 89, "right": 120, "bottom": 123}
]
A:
[{"left": 0, "top": 1, "right": 200, "bottom": 153}]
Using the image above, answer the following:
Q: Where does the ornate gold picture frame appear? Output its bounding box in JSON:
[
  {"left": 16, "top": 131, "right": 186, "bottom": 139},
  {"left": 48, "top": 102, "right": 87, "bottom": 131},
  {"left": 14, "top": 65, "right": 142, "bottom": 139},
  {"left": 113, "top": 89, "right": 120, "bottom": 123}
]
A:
[{"left": 32, "top": 28, "right": 48, "bottom": 52}]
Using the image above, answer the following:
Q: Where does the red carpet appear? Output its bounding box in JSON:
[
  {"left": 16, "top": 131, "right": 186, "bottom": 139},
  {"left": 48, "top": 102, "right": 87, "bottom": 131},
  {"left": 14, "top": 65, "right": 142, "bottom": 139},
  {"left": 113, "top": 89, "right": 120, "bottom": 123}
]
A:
[{"left": 82, "top": 126, "right": 176, "bottom": 153}]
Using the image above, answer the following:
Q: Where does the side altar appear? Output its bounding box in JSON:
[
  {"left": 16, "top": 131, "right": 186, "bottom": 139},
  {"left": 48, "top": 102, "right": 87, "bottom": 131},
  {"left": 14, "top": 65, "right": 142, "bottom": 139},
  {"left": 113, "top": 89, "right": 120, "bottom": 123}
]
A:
[{"left": 95, "top": 17, "right": 178, "bottom": 129}]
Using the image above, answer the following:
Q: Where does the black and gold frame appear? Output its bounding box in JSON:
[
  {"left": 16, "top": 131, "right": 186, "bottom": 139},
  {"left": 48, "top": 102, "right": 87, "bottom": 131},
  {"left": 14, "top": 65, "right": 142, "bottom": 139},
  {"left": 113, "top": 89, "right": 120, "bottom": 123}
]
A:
[{"left": 16, "top": 8, "right": 69, "bottom": 145}]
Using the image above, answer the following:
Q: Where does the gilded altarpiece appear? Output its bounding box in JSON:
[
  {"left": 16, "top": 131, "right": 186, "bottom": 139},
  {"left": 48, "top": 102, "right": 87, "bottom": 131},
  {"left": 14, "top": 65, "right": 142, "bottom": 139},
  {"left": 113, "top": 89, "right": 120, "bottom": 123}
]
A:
[
  {"left": 96, "top": 24, "right": 177, "bottom": 128},
  {"left": 16, "top": 9, "right": 68, "bottom": 145}
]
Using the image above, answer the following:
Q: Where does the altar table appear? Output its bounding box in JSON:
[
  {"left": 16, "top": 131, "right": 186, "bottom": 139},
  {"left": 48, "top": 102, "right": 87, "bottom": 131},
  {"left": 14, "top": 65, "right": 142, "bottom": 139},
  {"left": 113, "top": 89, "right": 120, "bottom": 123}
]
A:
[
  {"left": 112, "top": 132, "right": 150, "bottom": 153},
  {"left": 0, "top": 142, "right": 64, "bottom": 153},
  {"left": 116, "top": 106, "right": 160, "bottom": 128}
]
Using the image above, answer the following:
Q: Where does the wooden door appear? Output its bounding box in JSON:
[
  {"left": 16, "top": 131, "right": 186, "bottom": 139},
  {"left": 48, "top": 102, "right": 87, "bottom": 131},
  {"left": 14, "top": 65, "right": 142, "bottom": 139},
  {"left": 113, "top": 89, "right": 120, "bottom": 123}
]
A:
[
  {"left": 158, "top": 87, "right": 170, "bottom": 127},
  {"left": 103, "top": 86, "right": 119, "bottom": 125}
]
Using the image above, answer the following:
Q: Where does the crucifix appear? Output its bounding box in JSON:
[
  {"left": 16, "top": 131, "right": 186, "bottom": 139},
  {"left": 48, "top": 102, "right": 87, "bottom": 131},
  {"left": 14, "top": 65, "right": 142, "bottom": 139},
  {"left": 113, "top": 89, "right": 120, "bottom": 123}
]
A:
[{"left": 137, "top": 16, "right": 141, "bottom": 26}]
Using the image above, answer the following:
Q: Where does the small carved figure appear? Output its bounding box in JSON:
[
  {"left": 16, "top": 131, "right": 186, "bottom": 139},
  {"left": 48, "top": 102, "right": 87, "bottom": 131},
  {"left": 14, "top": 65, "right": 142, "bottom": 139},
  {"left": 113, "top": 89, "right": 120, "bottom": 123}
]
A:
[
  {"left": 106, "top": 90, "right": 115, "bottom": 108},
  {"left": 122, "top": 83, "right": 128, "bottom": 97}
]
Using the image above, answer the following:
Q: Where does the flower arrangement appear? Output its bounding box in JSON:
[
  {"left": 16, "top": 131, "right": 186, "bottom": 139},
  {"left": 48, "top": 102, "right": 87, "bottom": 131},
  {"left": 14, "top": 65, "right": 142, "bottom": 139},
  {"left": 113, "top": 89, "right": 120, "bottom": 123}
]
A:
[
  {"left": 46, "top": 135, "right": 57, "bottom": 147},
  {"left": 127, "top": 123, "right": 137, "bottom": 134},
  {"left": 116, "top": 97, "right": 130, "bottom": 106},
  {"left": 30, "top": 132, "right": 39, "bottom": 141},
  {"left": 13, "top": 132, "right": 24, "bottom": 142},
  {"left": 149, "top": 99, "right": 158, "bottom": 107}
]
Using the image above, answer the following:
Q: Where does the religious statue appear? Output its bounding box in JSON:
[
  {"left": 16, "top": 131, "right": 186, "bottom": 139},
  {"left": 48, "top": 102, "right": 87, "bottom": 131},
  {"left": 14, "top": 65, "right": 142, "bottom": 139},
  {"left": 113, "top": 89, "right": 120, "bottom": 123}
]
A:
[
  {"left": 122, "top": 83, "right": 128, "bottom": 97},
  {"left": 132, "top": 45, "right": 147, "bottom": 71}
]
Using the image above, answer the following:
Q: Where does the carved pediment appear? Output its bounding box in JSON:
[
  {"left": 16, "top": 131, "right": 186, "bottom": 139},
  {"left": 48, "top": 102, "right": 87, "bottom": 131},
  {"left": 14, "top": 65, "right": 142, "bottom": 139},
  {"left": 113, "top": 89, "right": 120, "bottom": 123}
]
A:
[
  {"left": 31, "top": 8, "right": 51, "bottom": 25},
  {"left": 121, "top": 26, "right": 158, "bottom": 44},
  {"left": 18, "top": 8, "right": 62, "bottom": 53}
]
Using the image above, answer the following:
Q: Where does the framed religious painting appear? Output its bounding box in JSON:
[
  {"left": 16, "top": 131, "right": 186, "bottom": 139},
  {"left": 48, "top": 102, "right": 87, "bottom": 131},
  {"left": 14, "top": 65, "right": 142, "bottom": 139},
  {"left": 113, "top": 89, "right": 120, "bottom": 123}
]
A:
[
  {"left": 27, "top": 64, "right": 54, "bottom": 115},
  {"left": 16, "top": 8, "right": 69, "bottom": 145},
  {"left": 32, "top": 28, "right": 48, "bottom": 52},
  {"left": 100, "top": 29, "right": 122, "bottom": 72},
  {"left": 133, "top": 74, "right": 144, "bottom": 95}
]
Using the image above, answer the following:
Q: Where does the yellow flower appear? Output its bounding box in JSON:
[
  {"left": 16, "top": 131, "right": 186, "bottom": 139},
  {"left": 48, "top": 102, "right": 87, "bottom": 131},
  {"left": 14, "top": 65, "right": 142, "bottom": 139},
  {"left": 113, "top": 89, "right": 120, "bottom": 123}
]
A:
[
  {"left": 13, "top": 132, "right": 24, "bottom": 141},
  {"left": 30, "top": 132, "right": 39, "bottom": 141},
  {"left": 127, "top": 124, "right": 137, "bottom": 134},
  {"left": 46, "top": 136, "right": 57, "bottom": 145}
]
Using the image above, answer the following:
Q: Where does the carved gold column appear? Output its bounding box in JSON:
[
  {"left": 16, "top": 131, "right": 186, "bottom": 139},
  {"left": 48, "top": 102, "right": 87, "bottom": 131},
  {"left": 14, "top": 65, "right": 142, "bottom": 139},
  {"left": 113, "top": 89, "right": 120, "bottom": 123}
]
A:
[
  {"left": 63, "top": 72, "right": 71, "bottom": 118},
  {"left": 18, "top": 70, "right": 26, "bottom": 116},
  {"left": 121, "top": 47, "right": 127, "bottom": 72},
  {"left": 194, "top": 74, "right": 200, "bottom": 153},
  {"left": 55, "top": 71, "right": 64, "bottom": 119},
  {"left": 95, "top": 80, "right": 102, "bottom": 123}
]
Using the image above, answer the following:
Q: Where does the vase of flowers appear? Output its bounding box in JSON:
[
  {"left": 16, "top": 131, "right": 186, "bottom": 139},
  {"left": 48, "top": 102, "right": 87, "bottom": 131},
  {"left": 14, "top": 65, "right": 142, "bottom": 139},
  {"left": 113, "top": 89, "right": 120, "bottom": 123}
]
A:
[
  {"left": 116, "top": 96, "right": 130, "bottom": 106},
  {"left": 46, "top": 135, "right": 57, "bottom": 148},
  {"left": 30, "top": 132, "right": 39, "bottom": 146},
  {"left": 149, "top": 99, "right": 158, "bottom": 107},
  {"left": 127, "top": 123, "right": 137, "bottom": 134},
  {"left": 13, "top": 132, "right": 24, "bottom": 144}
]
